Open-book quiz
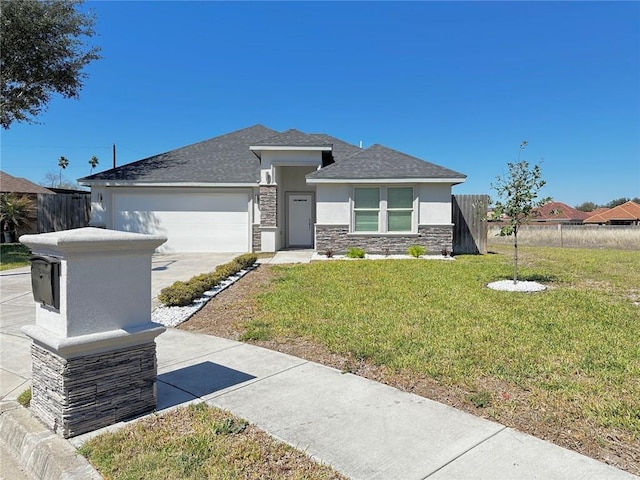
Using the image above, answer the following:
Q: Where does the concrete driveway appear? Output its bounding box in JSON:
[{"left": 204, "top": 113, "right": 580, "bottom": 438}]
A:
[{"left": 0, "top": 252, "right": 240, "bottom": 400}]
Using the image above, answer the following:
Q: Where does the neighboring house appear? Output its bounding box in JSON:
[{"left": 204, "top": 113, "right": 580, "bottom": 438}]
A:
[
  {"left": 583, "top": 201, "right": 640, "bottom": 225},
  {"left": 0, "top": 171, "right": 55, "bottom": 237},
  {"left": 79, "top": 125, "right": 466, "bottom": 254},
  {"left": 531, "top": 201, "right": 590, "bottom": 224}
]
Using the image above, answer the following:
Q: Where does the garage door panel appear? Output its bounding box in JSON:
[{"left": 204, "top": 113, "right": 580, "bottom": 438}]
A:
[{"left": 113, "top": 192, "right": 249, "bottom": 253}]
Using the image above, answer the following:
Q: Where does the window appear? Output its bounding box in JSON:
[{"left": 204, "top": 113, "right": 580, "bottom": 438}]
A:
[
  {"left": 353, "top": 187, "right": 414, "bottom": 233},
  {"left": 387, "top": 187, "right": 413, "bottom": 232},
  {"left": 353, "top": 187, "right": 379, "bottom": 232}
]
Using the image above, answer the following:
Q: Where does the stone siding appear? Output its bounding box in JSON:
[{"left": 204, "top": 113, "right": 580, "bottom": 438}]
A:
[
  {"left": 259, "top": 186, "right": 277, "bottom": 228},
  {"left": 252, "top": 224, "right": 261, "bottom": 252},
  {"left": 30, "top": 342, "right": 158, "bottom": 438},
  {"left": 315, "top": 224, "right": 453, "bottom": 255}
]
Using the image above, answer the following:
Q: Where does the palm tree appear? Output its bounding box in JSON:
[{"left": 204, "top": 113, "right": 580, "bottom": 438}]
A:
[
  {"left": 88, "top": 155, "right": 99, "bottom": 174},
  {"left": 0, "top": 193, "right": 34, "bottom": 242},
  {"left": 58, "top": 156, "right": 69, "bottom": 186}
]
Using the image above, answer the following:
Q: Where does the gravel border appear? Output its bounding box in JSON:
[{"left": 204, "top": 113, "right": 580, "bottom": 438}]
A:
[
  {"left": 152, "top": 265, "right": 256, "bottom": 328},
  {"left": 487, "top": 280, "right": 547, "bottom": 292},
  {"left": 311, "top": 253, "right": 454, "bottom": 261}
]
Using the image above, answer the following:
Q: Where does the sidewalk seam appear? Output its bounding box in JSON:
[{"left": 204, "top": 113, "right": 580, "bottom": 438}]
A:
[
  {"left": 419, "top": 425, "right": 508, "bottom": 479},
  {"left": 158, "top": 341, "right": 245, "bottom": 370}
]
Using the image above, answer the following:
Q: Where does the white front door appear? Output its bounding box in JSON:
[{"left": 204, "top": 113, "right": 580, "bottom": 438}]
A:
[{"left": 287, "top": 193, "right": 313, "bottom": 247}]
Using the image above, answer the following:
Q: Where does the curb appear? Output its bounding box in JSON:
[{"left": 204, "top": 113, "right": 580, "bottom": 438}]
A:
[{"left": 0, "top": 401, "right": 102, "bottom": 480}]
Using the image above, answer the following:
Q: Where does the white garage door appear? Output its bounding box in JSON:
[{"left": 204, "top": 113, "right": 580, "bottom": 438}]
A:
[{"left": 114, "top": 191, "right": 250, "bottom": 253}]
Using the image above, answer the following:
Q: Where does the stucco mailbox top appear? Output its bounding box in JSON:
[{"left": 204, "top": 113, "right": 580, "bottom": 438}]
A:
[
  {"left": 20, "top": 227, "right": 167, "bottom": 256},
  {"left": 20, "top": 228, "right": 167, "bottom": 352}
]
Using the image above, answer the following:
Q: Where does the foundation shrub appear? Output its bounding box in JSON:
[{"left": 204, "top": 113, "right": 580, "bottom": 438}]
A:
[
  {"left": 346, "top": 247, "right": 366, "bottom": 259},
  {"left": 159, "top": 254, "right": 258, "bottom": 307},
  {"left": 234, "top": 253, "right": 258, "bottom": 270},
  {"left": 158, "top": 281, "right": 198, "bottom": 307}
]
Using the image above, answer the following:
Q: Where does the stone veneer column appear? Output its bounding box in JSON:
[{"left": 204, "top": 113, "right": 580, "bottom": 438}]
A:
[
  {"left": 259, "top": 185, "right": 278, "bottom": 227},
  {"left": 20, "top": 227, "right": 167, "bottom": 438}
]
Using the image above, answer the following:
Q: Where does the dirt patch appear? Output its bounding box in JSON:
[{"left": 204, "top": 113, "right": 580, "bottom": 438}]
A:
[{"left": 179, "top": 264, "right": 640, "bottom": 475}]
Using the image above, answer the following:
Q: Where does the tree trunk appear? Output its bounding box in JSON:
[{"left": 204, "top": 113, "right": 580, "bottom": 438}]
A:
[{"left": 513, "top": 228, "right": 519, "bottom": 284}]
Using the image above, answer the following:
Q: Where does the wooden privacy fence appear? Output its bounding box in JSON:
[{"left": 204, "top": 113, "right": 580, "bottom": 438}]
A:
[
  {"left": 452, "top": 194, "right": 489, "bottom": 255},
  {"left": 37, "top": 192, "right": 91, "bottom": 233}
]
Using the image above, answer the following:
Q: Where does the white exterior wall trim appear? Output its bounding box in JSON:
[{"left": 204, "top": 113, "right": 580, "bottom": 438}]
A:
[
  {"left": 307, "top": 177, "right": 465, "bottom": 184},
  {"left": 80, "top": 181, "right": 257, "bottom": 187}
]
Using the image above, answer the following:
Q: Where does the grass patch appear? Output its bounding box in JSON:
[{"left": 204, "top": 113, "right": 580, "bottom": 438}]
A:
[
  {"left": 79, "top": 403, "right": 346, "bottom": 480},
  {"left": 0, "top": 243, "right": 31, "bottom": 270},
  {"left": 245, "top": 245, "right": 640, "bottom": 440},
  {"left": 17, "top": 388, "right": 31, "bottom": 407}
]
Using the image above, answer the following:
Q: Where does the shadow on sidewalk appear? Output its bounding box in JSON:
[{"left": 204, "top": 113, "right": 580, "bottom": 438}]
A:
[{"left": 157, "top": 361, "right": 255, "bottom": 410}]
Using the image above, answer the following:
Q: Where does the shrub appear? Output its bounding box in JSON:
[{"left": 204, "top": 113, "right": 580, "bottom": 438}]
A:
[
  {"left": 158, "top": 281, "right": 200, "bottom": 307},
  {"left": 234, "top": 253, "right": 258, "bottom": 270},
  {"left": 158, "top": 253, "right": 258, "bottom": 307},
  {"left": 17, "top": 388, "right": 31, "bottom": 407},
  {"left": 407, "top": 244, "right": 426, "bottom": 258},
  {"left": 346, "top": 247, "right": 365, "bottom": 259},
  {"left": 216, "top": 263, "right": 240, "bottom": 279}
]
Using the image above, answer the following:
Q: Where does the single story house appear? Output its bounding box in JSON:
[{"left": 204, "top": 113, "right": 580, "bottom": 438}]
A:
[
  {"left": 583, "top": 201, "right": 640, "bottom": 225},
  {"left": 79, "top": 125, "right": 466, "bottom": 253},
  {"left": 0, "top": 171, "right": 55, "bottom": 239},
  {"left": 530, "top": 201, "right": 590, "bottom": 224}
]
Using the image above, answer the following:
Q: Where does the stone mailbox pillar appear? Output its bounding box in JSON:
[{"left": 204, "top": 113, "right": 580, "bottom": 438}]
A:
[{"left": 20, "top": 227, "right": 167, "bottom": 438}]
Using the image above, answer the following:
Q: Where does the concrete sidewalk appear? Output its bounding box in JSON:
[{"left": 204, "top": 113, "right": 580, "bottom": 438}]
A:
[{"left": 1, "top": 254, "right": 638, "bottom": 479}]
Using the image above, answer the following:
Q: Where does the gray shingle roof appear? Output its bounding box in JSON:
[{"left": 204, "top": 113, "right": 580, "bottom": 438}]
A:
[
  {"left": 307, "top": 134, "right": 362, "bottom": 162},
  {"left": 79, "top": 125, "right": 278, "bottom": 183},
  {"left": 306, "top": 144, "right": 466, "bottom": 181},
  {"left": 251, "top": 129, "right": 332, "bottom": 147},
  {"left": 79, "top": 126, "right": 465, "bottom": 184}
]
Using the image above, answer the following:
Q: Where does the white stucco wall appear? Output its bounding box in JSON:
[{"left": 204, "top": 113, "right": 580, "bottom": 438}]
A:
[
  {"left": 315, "top": 183, "right": 453, "bottom": 226},
  {"left": 280, "top": 166, "right": 317, "bottom": 192},
  {"left": 316, "top": 184, "right": 351, "bottom": 224},
  {"left": 261, "top": 151, "right": 321, "bottom": 184},
  {"left": 20, "top": 228, "right": 165, "bottom": 339},
  {"left": 89, "top": 186, "right": 109, "bottom": 227},
  {"left": 419, "top": 184, "right": 452, "bottom": 224}
]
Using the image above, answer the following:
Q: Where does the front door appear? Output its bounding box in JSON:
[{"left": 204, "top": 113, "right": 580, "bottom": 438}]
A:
[{"left": 287, "top": 193, "right": 313, "bottom": 247}]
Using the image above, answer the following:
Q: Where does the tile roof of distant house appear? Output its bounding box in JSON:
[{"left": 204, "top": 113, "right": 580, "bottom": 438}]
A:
[
  {"left": 0, "top": 171, "right": 54, "bottom": 194},
  {"left": 584, "top": 201, "right": 640, "bottom": 223},
  {"left": 306, "top": 144, "right": 466, "bottom": 181},
  {"left": 532, "top": 202, "right": 590, "bottom": 222},
  {"left": 588, "top": 207, "right": 610, "bottom": 216}
]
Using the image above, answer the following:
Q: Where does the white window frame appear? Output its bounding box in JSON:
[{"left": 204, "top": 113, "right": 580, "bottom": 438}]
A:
[{"left": 351, "top": 186, "right": 417, "bottom": 233}]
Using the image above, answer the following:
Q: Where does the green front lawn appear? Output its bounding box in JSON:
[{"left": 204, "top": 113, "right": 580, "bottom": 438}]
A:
[
  {"left": 0, "top": 243, "right": 31, "bottom": 271},
  {"left": 243, "top": 246, "right": 640, "bottom": 440}
]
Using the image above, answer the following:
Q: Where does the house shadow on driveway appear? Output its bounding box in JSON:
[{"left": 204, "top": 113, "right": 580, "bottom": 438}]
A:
[{"left": 156, "top": 361, "right": 256, "bottom": 410}]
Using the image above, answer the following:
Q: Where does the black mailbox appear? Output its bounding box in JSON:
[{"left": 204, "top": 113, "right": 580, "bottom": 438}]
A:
[{"left": 30, "top": 255, "right": 61, "bottom": 309}]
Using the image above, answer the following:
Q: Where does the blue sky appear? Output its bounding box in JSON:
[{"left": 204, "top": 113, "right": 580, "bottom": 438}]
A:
[{"left": 2, "top": 1, "right": 639, "bottom": 207}]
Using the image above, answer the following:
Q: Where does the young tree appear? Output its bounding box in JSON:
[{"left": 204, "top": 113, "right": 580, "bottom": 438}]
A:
[
  {"left": 88, "top": 155, "right": 99, "bottom": 174},
  {"left": 491, "top": 141, "right": 549, "bottom": 283},
  {"left": 0, "top": 0, "right": 101, "bottom": 129},
  {"left": 58, "top": 156, "right": 69, "bottom": 187}
]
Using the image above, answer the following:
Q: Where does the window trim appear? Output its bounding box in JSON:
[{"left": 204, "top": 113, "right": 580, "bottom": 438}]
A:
[{"left": 351, "top": 186, "right": 417, "bottom": 234}]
